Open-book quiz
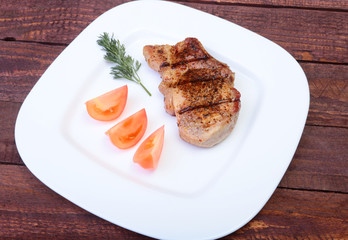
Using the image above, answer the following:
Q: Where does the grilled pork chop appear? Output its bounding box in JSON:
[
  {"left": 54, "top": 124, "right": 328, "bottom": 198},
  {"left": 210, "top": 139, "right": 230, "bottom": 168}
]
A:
[{"left": 143, "top": 38, "right": 241, "bottom": 147}]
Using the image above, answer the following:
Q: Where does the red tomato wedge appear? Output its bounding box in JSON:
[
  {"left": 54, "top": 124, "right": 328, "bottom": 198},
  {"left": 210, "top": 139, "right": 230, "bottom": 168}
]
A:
[
  {"left": 106, "top": 109, "right": 148, "bottom": 149},
  {"left": 85, "top": 85, "right": 127, "bottom": 121},
  {"left": 133, "top": 125, "right": 165, "bottom": 170}
]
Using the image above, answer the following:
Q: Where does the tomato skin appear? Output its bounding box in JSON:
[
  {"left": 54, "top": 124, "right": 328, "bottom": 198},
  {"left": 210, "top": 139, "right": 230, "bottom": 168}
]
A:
[
  {"left": 106, "top": 109, "right": 148, "bottom": 149},
  {"left": 85, "top": 85, "right": 128, "bottom": 121},
  {"left": 133, "top": 125, "right": 164, "bottom": 170}
]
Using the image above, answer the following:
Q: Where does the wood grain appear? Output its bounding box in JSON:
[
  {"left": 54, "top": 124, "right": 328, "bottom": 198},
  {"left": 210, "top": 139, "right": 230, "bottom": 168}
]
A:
[
  {"left": 181, "top": 2, "right": 348, "bottom": 63},
  {"left": 0, "top": 41, "right": 65, "bottom": 102},
  {"left": 0, "top": 102, "right": 21, "bottom": 165},
  {"left": 0, "top": 165, "right": 151, "bottom": 240},
  {"left": 302, "top": 62, "right": 348, "bottom": 128},
  {"left": 181, "top": 0, "right": 348, "bottom": 10},
  {"left": 0, "top": 0, "right": 127, "bottom": 43},
  {"left": 1, "top": 164, "right": 347, "bottom": 239},
  {"left": 0, "top": 0, "right": 347, "bottom": 63},
  {"left": 279, "top": 125, "right": 348, "bottom": 193},
  {"left": 230, "top": 188, "right": 348, "bottom": 239}
]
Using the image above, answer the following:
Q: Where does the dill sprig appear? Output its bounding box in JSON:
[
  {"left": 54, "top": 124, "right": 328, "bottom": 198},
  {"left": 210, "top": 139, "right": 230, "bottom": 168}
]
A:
[{"left": 97, "top": 32, "right": 151, "bottom": 96}]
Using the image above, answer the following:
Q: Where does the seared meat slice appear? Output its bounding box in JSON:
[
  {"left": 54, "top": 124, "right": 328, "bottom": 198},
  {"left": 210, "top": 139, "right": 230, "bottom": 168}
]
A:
[{"left": 143, "top": 38, "right": 241, "bottom": 147}]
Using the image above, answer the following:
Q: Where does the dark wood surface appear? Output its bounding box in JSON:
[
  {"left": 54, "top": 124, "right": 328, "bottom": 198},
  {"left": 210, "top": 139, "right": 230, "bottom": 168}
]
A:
[{"left": 1, "top": 0, "right": 347, "bottom": 239}]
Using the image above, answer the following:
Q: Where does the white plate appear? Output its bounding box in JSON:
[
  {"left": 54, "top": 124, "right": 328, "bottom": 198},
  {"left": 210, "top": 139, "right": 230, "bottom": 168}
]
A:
[{"left": 15, "top": 0, "right": 309, "bottom": 239}]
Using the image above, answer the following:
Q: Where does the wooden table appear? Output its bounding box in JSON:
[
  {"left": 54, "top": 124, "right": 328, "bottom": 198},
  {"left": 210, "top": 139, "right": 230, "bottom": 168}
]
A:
[{"left": 1, "top": 0, "right": 347, "bottom": 239}]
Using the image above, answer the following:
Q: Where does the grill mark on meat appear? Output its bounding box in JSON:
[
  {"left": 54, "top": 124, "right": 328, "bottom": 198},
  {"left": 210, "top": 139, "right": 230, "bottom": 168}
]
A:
[
  {"left": 177, "top": 76, "right": 224, "bottom": 85},
  {"left": 163, "top": 73, "right": 232, "bottom": 89},
  {"left": 175, "top": 67, "right": 231, "bottom": 86},
  {"left": 178, "top": 98, "right": 240, "bottom": 114},
  {"left": 160, "top": 62, "right": 170, "bottom": 68},
  {"left": 160, "top": 55, "right": 210, "bottom": 69}
]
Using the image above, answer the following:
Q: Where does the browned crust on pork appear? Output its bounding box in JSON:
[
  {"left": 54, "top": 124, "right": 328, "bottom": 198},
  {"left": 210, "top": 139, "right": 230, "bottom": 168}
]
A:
[{"left": 143, "top": 38, "right": 241, "bottom": 147}]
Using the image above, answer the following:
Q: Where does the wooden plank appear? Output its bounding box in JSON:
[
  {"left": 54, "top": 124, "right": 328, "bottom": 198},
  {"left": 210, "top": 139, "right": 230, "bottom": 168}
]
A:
[
  {"left": 302, "top": 62, "right": 348, "bottom": 128},
  {"left": 279, "top": 125, "right": 348, "bottom": 193},
  {"left": 0, "top": 165, "right": 347, "bottom": 239},
  {"left": 0, "top": 0, "right": 347, "bottom": 63},
  {"left": 1, "top": 41, "right": 348, "bottom": 127},
  {"left": 0, "top": 165, "right": 151, "bottom": 239},
  {"left": 181, "top": 2, "right": 348, "bottom": 63},
  {"left": 0, "top": 102, "right": 22, "bottom": 165},
  {"left": 0, "top": 41, "right": 64, "bottom": 102},
  {"left": 0, "top": 0, "right": 128, "bottom": 43},
  {"left": 184, "top": 0, "right": 348, "bottom": 10},
  {"left": 231, "top": 188, "right": 348, "bottom": 239}
]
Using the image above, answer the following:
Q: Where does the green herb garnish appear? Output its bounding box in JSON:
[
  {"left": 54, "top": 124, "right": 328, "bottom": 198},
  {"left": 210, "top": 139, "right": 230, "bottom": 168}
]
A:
[{"left": 97, "top": 32, "right": 151, "bottom": 96}]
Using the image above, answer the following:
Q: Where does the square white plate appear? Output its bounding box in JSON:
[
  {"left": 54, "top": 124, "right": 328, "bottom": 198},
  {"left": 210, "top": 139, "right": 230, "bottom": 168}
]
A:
[{"left": 15, "top": 0, "right": 309, "bottom": 239}]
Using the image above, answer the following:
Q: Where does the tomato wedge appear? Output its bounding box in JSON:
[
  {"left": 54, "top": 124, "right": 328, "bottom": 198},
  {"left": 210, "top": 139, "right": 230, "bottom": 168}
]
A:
[
  {"left": 85, "top": 85, "right": 127, "bottom": 121},
  {"left": 106, "top": 109, "right": 148, "bottom": 149},
  {"left": 133, "top": 125, "right": 164, "bottom": 170}
]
